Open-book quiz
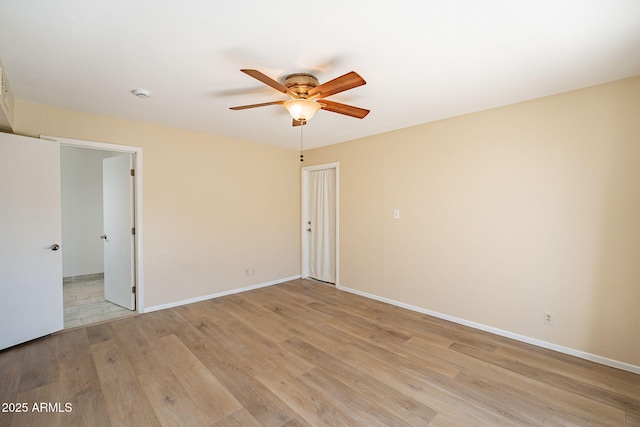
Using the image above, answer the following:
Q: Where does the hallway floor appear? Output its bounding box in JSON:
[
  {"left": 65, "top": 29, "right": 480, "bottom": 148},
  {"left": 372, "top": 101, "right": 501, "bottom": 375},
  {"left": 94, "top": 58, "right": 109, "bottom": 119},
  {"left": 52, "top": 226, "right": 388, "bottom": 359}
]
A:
[{"left": 63, "top": 277, "right": 135, "bottom": 328}]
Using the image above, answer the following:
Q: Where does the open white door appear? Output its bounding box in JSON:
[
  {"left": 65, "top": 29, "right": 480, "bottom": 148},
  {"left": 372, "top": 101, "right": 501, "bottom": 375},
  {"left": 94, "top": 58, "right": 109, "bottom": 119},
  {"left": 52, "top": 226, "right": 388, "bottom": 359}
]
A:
[
  {"left": 103, "top": 154, "right": 135, "bottom": 310},
  {"left": 0, "top": 133, "right": 63, "bottom": 350}
]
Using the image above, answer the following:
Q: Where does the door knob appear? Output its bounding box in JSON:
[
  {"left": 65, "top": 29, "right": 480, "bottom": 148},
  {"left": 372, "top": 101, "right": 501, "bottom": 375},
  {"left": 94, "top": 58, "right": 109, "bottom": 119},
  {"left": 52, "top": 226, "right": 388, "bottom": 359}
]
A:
[
  {"left": 48, "top": 244, "right": 60, "bottom": 251},
  {"left": 100, "top": 234, "right": 107, "bottom": 240}
]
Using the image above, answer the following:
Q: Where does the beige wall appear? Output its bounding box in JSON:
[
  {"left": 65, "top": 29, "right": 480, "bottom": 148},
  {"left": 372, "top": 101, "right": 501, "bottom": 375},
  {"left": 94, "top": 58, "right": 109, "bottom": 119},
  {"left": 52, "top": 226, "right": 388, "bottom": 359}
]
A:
[
  {"left": 305, "top": 76, "right": 640, "bottom": 368},
  {"left": 13, "top": 102, "right": 301, "bottom": 309}
]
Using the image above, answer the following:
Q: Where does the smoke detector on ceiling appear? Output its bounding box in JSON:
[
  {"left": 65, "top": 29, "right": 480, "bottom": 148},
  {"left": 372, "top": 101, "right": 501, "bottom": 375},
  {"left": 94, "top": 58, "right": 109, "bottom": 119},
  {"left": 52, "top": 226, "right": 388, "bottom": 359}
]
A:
[{"left": 131, "top": 88, "right": 150, "bottom": 98}]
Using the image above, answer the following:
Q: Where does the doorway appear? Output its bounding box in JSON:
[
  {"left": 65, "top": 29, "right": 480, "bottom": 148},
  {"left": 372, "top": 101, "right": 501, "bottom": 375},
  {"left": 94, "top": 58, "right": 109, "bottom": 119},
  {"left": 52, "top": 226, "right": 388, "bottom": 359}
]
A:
[
  {"left": 60, "top": 145, "right": 136, "bottom": 327},
  {"left": 301, "top": 163, "right": 339, "bottom": 285},
  {"left": 46, "top": 136, "right": 144, "bottom": 327}
]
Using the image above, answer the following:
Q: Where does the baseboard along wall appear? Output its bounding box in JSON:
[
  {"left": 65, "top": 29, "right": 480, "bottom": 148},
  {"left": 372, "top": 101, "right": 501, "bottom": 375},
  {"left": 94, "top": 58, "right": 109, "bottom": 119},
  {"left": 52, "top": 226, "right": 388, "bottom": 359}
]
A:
[
  {"left": 143, "top": 276, "right": 301, "bottom": 313},
  {"left": 63, "top": 272, "right": 105, "bottom": 283}
]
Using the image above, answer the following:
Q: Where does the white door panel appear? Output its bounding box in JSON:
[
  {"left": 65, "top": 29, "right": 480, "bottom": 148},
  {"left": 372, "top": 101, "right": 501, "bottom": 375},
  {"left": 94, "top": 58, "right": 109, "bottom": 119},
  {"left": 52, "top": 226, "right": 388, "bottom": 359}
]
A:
[
  {"left": 0, "top": 133, "right": 63, "bottom": 349},
  {"left": 103, "top": 155, "right": 135, "bottom": 310}
]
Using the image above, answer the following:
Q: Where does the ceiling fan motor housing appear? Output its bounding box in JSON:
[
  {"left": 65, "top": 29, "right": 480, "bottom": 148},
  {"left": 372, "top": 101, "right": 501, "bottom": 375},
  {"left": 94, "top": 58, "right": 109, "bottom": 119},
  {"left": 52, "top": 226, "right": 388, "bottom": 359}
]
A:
[{"left": 284, "top": 73, "right": 319, "bottom": 98}]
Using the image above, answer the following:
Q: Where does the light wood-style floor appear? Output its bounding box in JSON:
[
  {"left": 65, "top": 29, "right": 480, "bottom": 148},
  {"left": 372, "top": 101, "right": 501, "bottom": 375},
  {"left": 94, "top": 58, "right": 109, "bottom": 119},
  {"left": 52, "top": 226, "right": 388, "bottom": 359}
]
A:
[
  {"left": 64, "top": 278, "right": 135, "bottom": 328},
  {"left": 1, "top": 279, "right": 638, "bottom": 426}
]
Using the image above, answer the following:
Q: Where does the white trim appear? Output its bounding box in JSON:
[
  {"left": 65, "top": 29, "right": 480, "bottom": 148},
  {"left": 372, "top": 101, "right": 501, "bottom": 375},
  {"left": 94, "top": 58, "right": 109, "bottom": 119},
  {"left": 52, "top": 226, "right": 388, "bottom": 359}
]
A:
[
  {"left": 144, "top": 275, "right": 301, "bottom": 313},
  {"left": 337, "top": 284, "right": 640, "bottom": 375},
  {"left": 301, "top": 162, "right": 340, "bottom": 286},
  {"left": 41, "top": 135, "right": 145, "bottom": 314}
]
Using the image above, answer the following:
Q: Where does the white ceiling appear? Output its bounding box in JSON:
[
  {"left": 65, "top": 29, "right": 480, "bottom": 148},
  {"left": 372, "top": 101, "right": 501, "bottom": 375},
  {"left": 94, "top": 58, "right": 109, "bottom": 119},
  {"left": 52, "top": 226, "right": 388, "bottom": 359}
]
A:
[{"left": 1, "top": 1, "right": 639, "bottom": 150}]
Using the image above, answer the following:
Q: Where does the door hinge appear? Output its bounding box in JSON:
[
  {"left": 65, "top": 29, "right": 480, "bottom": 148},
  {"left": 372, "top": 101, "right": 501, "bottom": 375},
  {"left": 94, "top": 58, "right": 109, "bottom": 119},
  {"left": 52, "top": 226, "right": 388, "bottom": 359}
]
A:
[
  {"left": 130, "top": 169, "right": 135, "bottom": 177},
  {"left": 132, "top": 286, "right": 136, "bottom": 294},
  {"left": 131, "top": 227, "right": 135, "bottom": 235}
]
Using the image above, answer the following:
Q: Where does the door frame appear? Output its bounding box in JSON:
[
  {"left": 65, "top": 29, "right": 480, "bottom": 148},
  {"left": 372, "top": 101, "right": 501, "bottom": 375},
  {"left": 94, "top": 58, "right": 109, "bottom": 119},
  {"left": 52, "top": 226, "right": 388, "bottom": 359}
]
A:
[
  {"left": 301, "top": 162, "right": 339, "bottom": 285},
  {"left": 42, "top": 135, "right": 145, "bottom": 313}
]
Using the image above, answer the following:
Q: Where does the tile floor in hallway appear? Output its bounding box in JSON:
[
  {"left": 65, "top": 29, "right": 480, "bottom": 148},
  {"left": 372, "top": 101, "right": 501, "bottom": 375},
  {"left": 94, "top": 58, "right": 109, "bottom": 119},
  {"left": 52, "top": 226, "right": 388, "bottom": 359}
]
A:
[{"left": 63, "top": 277, "right": 136, "bottom": 328}]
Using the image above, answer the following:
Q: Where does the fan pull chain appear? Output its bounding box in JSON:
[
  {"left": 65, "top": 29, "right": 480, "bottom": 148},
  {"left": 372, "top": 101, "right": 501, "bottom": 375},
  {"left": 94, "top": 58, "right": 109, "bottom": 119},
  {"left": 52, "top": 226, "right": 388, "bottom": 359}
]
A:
[{"left": 300, "top": 125, "right": 304, "bottom": 162}]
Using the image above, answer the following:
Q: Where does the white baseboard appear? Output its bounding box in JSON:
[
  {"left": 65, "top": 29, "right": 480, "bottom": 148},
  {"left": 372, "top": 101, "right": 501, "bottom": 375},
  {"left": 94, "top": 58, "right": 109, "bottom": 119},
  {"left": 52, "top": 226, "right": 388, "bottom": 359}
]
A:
[
  {"left": 337, "top": 284, "right": 640, "bottom": 375},
  {"left": 144, "top": 275, "right": 301, "bottom": 313}
]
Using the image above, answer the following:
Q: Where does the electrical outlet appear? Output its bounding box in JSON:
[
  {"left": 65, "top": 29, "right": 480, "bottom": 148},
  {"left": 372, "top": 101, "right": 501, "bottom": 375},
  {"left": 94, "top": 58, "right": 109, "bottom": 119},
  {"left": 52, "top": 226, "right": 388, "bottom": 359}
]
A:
[
  {"left": 244, "top": 268, "right": 251, "bottom": 277},
  {"left": 544, "top": 312, "right": 554, "bottom": 325},
  {"left": 250, "top": 268, "right": 256, "bottom": 276}
]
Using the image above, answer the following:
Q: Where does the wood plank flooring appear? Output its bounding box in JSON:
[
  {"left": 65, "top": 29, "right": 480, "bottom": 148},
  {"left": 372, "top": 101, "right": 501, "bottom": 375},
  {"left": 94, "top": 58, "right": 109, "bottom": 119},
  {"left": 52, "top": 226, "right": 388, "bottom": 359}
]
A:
[{"left": 1, "top": 279, "right": 638, "bottom": 426}]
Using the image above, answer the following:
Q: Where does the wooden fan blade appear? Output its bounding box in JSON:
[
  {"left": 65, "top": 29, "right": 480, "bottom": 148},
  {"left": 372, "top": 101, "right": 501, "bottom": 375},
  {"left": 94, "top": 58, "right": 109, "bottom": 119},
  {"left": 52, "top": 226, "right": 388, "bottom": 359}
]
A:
[
  {"left": 229, "top": 100, "right": 284, "bottom": 110},
  {"left": 320, "top": 99, "right": 370, "bottom": 119},
  {"left": 292, "top": 119, "right": 307, "bottom": 127},
  {"left": 240, "top": 69, "right": 296, "bottom": 97},
  {"left": 308, "top": 71, "right": 366, "bottom": 99}
]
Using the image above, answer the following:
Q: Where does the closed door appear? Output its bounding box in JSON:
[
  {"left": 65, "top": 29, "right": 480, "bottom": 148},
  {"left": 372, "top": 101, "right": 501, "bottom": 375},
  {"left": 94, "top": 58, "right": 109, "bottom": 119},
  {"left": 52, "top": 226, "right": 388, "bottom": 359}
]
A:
[
  {"left": 307, "top": 168, "right": 336, "bottom": 283},
  {"left": 0, "top": 133, "right": 63, "bottom": 349},
  {"left": 103, "top": 154, "right": 135, "bottom": 310}
]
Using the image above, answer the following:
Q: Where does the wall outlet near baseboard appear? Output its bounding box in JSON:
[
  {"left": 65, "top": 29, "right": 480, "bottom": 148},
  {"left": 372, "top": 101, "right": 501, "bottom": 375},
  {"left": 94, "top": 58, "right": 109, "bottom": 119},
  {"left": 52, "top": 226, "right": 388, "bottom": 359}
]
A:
[{"left": 544, "top": 312, "right": 554, "bottom": 325}]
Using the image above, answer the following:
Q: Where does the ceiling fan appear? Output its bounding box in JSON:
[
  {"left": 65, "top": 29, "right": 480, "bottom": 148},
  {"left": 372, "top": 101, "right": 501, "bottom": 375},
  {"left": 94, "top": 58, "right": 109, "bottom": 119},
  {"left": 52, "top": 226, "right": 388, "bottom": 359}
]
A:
[{"left": 230, "top": 69, "right": 369, "bottom": 126}]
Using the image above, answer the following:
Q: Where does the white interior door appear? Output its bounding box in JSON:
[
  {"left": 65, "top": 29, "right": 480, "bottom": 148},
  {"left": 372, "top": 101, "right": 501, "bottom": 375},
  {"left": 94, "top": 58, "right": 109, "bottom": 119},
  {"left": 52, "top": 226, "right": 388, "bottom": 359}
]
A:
[
  {"left": 308, "top": 168, "right": 337, "bottom": 283},
  {"left": 103, "top": 154, "right": 135, "bottom": 310},
  {"left": 0, "top": 133, "right": 63, "bottom": 350}
]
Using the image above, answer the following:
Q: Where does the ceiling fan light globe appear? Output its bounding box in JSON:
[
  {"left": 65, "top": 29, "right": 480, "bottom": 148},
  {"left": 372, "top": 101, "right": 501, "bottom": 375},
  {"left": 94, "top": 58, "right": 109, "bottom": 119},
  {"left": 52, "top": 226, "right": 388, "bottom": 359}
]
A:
[{"left": 283, "top": 99, "right": 321, "bottom": 122}]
